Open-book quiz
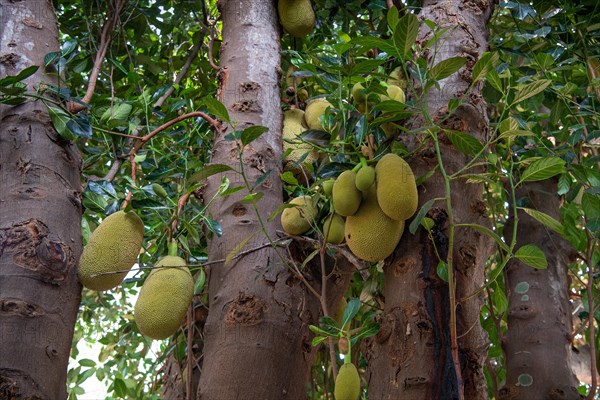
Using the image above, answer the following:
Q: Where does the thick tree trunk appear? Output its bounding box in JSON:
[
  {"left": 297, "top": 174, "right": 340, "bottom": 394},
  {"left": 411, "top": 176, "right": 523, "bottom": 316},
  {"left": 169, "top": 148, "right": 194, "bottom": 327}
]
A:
[
  {"left": 0, "top": 1, "right": 83, "bottom": 399},
  {"left": 499, "top": 181, "right": 580, "bottom": 400},
  {"left": 365, "top": 1, "right": 494, "bottom": 399},
  {"left": 197, "top": 1, "right": 350, "bottom": 398}
]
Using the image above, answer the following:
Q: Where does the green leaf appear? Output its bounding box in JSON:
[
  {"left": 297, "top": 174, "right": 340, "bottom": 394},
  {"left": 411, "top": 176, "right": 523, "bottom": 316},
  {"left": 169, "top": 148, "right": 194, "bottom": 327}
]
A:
[
  {"left": 393, "top": 13, "right": 419, "bottom": 58},
  {"left": 309, "top": 325, "right": 333, "bottom": 337},
  {"left": 353, "top": 322, "right": 380, "bottom": 341},
  {"left": 203, "top": 215, "right": 222, "bottom": 237},
  {"left": 48, "top": 106, "right": 76, "bottom": 140},
  {"left": 436, "top": 261, "right": 448, "bottom": 282},
  {"left": 188, "top": 164, "right": 235, "bottom": 183},
  {"left": 496, "top": 129, "right": 535, "bottom": 141},
  {"left": 349, "top": 36, "right": 398, "bottom": 57},
  {"left": 471, "top": 52, "right": 499, "bottom": 84},
  {"left": 445, "top": 130, "right": 483, "bottom": 156},
  {"left": 0, "top": 65, "right": 39, "bottom": 87},
  {"left": 491, "top": 283, "right": 508, "bottom": 314},
  {"left": 514, "top": 244, "right": 548, "bottom": 269},
  {"left": 428, "top": 57, "right": 466, "bottom": 81},
  {"left": 519, "top": 157, "right": 566, "bottom": 183},
  {"left": 582, "top": 192, "right": 600, "bottom": 231},
  {"left": 78, "top": 359, "right": 96, "bottom": 367},
  {"left": 240, "top": 192, "right": 264, "bottom": 204},
  {"left": 486, "top": 68, "right": 503, "bottom": 93},
  {"left": 318, "top": 316, "right": 340, "bottom": 335},
  {"left": 455, "top": 223, "right": 510, "bottom": 253},
  {"left": 241, "top": 125, "right": 268, "bottom": 146},
  {"left": 113, "top": 378, "right": 127, "bottom": 397},
  {"left": 203, "top": 97, "right": 230, "bottom": 123},
  {"left": 340, "top": 299, "right": 360, "bottom": 330},
  {"left": 520, "top": 207, "right": 564, "bottom": 235},
  {"left": 409, "top": 198, "right": 436, "bottom": 234},
  {"left": 387, "top": 6, "right": 400, "bottom": 30},
  {"left": 511, "top": 79, "right": 551, "bottom": 105},
  {"left": 194, "top": 268, "right": 206, "bottom": 294},
  {"left": 225, "top": 232, "right": 257, "bottom": 266},
  {"left": 311, "top": 335, "right": 328, "bottom": 346},
  {"left": 100, "top": 102, "right": 132, "bottom": 121}
]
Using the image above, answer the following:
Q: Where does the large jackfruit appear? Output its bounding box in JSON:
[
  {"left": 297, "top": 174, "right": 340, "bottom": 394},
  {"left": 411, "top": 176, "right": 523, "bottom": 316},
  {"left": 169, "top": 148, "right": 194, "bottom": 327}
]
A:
[
  {"left": 278, "top": 0, "right": 315, "bottom": 38},
  {"left": 134, "top": 256, "right": 194, "bottom": 340},
  {"left": 305, "top": 98, "right": 333, "bottom": 130},
  {"left": 281, "top": 195, "right": 317, "bottom": 235},
  {"left": 332, "top": 170, "right": 362, "bottom": 217},
  {"left": 334, "top": 363, "right": 360, "bottom": 400},
  {"left": 375, "top": 153, "right": 418, "bottom": 221},
  {"left": 345, "top": 188, "right": 404, "bottom": 262},
  {"left": 322, "top": 213, "right": 345, "bottom": 244},
  {"left": 283, "top": 109, "right": 317, "bottom": 177},
  {"left": 78, "top": 210, "right": 144, "bottom": 291}
]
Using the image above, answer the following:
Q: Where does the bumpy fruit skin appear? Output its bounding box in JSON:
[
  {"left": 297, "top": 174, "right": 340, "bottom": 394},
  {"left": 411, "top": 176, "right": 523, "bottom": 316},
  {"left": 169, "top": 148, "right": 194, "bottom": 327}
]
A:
[
  {"left": 379, "top": 84, "right": 405, "bottom": 103},
  {"left": 387, "top": 66, "right": 407, "bottom": 91},
  {"left": 134, "top": 256, "right": 194, "bottom": 340},
  {"left": 78, "top": 210, "right": 144, "bottom": 291},
  {"left": 334, "top": 363, "right": 360, "bottom": 400},
  {"left": 283, "top": 109, "right": 316, "bottom": 177},
  {"left": 281, "top": 195, "right": 317, "bottom": 235},
  {"left": 322, "top": 179, "right": 335, "bottom": 196},
  {"left": 355, "top": 166, "right": 375, "bottom": 192},
  {"left": 305, "top": 98, "right": 333, "bottom": 130},
  {"left": 333, "top": 170, "right": 362, "bottom": 217},
  {"left": 278, "top": 0, "right": 315, "bottom": 38},
  {"left": 376, "top": 153, "right": 418, "bottom": 221},
  {"left": 345, "top": 188, "right": 404, "bottom": 262},
  {"left": 322, "top": 213, "right": 345, "bottom": 244}
]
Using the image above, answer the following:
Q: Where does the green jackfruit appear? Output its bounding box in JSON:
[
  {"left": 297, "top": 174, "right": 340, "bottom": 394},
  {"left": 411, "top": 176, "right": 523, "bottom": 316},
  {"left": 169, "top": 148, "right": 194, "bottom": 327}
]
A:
[
  {"left": 355, "top": 166, "right": 375, "bottom": 192},
  {"left": 283, "top": 109, "right": 317, "bottom": 177},
  {"left": 152, "top": 183, "right": 168, "bottom": 198},
  {"left": 332, "top": 170, "right": 362, "bottom": 217},
  {"left": 281, "top": 195, "right": 317, "bottom": 235},
  {"left": 322, "top": 213, "right": 345, "bottom": 244},
  {"left": 134, "top": 256, "right": 194, "bottom": 340},
  {"left": 351, "top": 82, "right": 366, "bottom": 104},
  {"left": 78, "top": 210, "right": 144, "bottom": 291},
  {"left": 305, "top": 98, "right": 333, "bottom": 130},
  {"left": 387, "top": 66, "right": 407, "bottom": 91},
  {"left": 345, "top": 188, "right": 404, "bottom": 262},
  {"left": 278, "top": 0, "right": 315, "bottom": 38},
  {"left": 322, "top": 179, "right": 335, "bottom": 196},
  {"left": 334, "top": 363, "right": 360, "bottom": 400},
  {"left": 376, "top": 153, "right": 418, "bottom": 221}
]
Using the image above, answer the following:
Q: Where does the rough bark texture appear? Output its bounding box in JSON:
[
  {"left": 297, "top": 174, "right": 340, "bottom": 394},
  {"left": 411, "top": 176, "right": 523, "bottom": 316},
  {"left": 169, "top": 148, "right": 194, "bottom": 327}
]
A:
[
  {"left": 0, "top": 1, "right": 83, "bottom": 399},
  {"left": 499, "top": 181, "right": 579, "bottom": 400},
  {"left": 196, "top": 1, "right": 351, "bottom": 399},
  {"left": 365, "top": 1, "right": 494, "bottom": 399}
]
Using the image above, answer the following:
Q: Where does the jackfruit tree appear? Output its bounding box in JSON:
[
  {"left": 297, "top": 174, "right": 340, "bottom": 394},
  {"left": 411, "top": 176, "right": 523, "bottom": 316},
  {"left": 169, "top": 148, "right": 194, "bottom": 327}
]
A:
[{"left": 2, "top": 0, "right": 600, "bottom": 399}]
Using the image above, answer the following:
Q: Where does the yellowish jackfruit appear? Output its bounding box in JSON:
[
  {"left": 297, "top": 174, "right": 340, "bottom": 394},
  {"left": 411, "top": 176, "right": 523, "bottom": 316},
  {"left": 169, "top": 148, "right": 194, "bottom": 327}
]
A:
[
  {"left": 281, "top": 195, "right": 317, "bottom": 235},
  {"left": 283, "top": 109, "right": 317, "bottom": 177},
  {"left": 134, "top": 256, "right": 194, "bottom": 340},
  {"left": 78, "top": 210, "right": 144, "bottom": 291},
  {"left": 379, "top": 84, "right": 405, "bottom": 103},
  {"left": 322, "top": 178, "right": 335, "bottom": 196},
  {"left": 351, "top": 82, "right": 366, "bottom": 104},
  {"left": 305, "top": 98, "right": 333, "bottom": 130},
  {"left": 332, "top": 170, "right": 362, "bottom": 217},
  {"left": 322, "top": 213, "right": 345, "bottom": 244},
  {"left": 345, "top": 188, "right": 404, "bottom": 262},
  {"left": 376, "top": 153, "right": 418, "bottom": 221},
  {"left": 355, "top": 166, "right": 375, "bottom": 192},
  {"left": 387, "top": 66, "right": 407, "bottom": 91},
  {"left": 334, "top": 363, "right": 360, "bottom": 400},
  {"left": 278, "top": 0, "right": 315, "bottom": 38}
]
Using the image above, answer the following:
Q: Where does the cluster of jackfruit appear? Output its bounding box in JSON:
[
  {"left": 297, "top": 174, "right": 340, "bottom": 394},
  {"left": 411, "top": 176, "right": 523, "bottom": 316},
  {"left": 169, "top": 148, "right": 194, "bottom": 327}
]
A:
[
  {"left": 77, "top": 210, "right": 145, "bottom": 291},
  {"left": 134, "top": 255, "right": 194, "bottom": 340},
  {"left": 282, "top": 98, "right": 333, "bottom": 178},
  {"left": 334, "top": 154, "right": 417, "bottom": 262},
  {"left": 334, "top": 362, "right": 361, "bottom": 400},
  {"left": 278, "top": 0, "right": 315, "bottom": 38},
  {"left": 352, "top": 66, "right": 407, "bottom": 138}
]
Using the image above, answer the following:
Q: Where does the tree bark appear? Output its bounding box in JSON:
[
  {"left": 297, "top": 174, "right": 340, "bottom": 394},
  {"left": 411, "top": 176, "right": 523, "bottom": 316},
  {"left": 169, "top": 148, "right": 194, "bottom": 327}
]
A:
[
  {"left": 365, "top": 1, "right": 494, "bottom": 399},
  {"left": 0, "top": 1, "right": 83, "bottom": 399},
  {"left": 197, "top": 1, "right": 351, "bottom": 398},
  {"left": 499, "top": 181, "right": 580, "bottom": 400}
]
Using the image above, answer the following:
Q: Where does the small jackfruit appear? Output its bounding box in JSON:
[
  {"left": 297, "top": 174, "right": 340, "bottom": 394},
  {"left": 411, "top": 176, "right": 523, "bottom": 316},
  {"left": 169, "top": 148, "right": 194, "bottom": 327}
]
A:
[
  {"left": 387, "top": 66, "right": 407, "bottom": 91},
  {"left": 305, "top": 98, "right": 333, "bottom": 130},
  {"left": 297, "top": 88, "right": 309, "bottom": 102},
  {"left": 78, "top": 210, "right": 144, "bottom": 291},
  {"left": 379, "top": 84, "right": 405, "bottom": 103},
  {"left": 322, "top": 179, "right": 335, "bottom": 196},
  {"left": 345, "top": 188, "right": 404, "bottom": 262},
  {"left": 332, "top": 170, "right": 362, "bottom": 217},
  {"left": 355, "top": 166, "right": 375, "bottom": 192},
  {"left": 322, "top": 213, "right": 345, "bottom": 244},
  {"left": 152, "top": 183, "right": 168, "bottom": 198},
  {"left": 334, "top": 363, "right": 360, "bottom": 400},
  {"left": 376, "top": 153, "right": 418, "bottom": 221},
  {"left": 281, "top": 195, "right": 317, "bottom": 235},
  {"left": 134, "top": 256, "right": 194, "bottom": 340},
  {"left": 278, "top": 0, "right": 315, "bottom": 38},
  {"left": 283, "top": 109, "right": 317, "bottom": 177}
]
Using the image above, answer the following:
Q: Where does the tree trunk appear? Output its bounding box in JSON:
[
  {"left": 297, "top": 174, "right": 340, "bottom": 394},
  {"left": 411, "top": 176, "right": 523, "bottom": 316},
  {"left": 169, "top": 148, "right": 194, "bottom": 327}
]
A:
[
  {"left": 0, "top": 1, "right": 83, "bottom": 399},
  {"left": 197, "top": 1, "right": 351, "bottom": 398},
  {"left": 499, "top": 181, "right": 580, "bottom": 400},
  {"left": 365, "top": 1, "right": 494, "bottom": 399}
]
